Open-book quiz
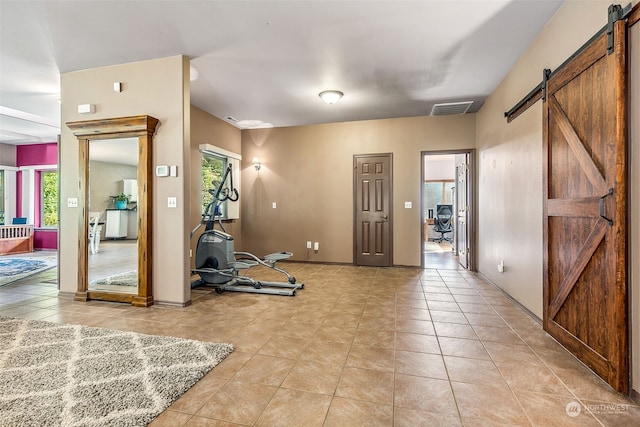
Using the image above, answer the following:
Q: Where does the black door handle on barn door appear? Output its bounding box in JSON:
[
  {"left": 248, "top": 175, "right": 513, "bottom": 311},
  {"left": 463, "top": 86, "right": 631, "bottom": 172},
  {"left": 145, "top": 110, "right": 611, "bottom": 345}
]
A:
[{"left": 599, "top": 188, "right": 614, "bottom": 226}]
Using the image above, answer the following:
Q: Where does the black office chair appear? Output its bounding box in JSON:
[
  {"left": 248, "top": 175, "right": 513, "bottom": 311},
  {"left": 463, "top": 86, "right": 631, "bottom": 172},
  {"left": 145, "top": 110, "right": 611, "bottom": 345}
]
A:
[{"left": 433, "top": 204, "right": 453, "bottom": 243}]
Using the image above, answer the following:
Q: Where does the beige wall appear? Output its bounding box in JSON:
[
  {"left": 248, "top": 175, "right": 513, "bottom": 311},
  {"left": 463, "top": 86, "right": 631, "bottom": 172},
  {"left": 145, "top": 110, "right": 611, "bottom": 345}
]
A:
[
  {"left": 189, "top": 105, "right": 242, "bottom": 263},
  {"left": 475, "top": 0, "right": 615, "bottom": 319},
  {"left": 59, "top": 55, "right": 191, "bottom": 305},
  {"left": 0, "top": 144, "right": 16, "bottom": 165},
  {"left": 88, "top": 161, "right": 137, "bottom": 215},
  {"left": 240, "top": 115, "right": 475, "bottom": 266},
  {"left": 630, "top": 17, "right": 640, "bottom": 402},
  {"left": 476, "top": 0, "right": 639, "bottom": 395}
]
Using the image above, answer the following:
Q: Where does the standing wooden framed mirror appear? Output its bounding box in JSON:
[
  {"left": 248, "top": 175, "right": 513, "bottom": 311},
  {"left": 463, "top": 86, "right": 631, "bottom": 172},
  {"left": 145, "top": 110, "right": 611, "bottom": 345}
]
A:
[{"left": 67, "top": 115, "right": 159, "bottom": 307}]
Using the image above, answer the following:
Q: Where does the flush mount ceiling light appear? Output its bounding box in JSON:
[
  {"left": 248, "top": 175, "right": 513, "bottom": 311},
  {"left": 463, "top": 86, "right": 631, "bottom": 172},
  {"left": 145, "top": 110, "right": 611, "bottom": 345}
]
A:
[
  {"left": 319, "top": 90, "right": 343, "bottom": 105},
  {"left": 235, "top": 119, "right": 274, "bottom": 129}
]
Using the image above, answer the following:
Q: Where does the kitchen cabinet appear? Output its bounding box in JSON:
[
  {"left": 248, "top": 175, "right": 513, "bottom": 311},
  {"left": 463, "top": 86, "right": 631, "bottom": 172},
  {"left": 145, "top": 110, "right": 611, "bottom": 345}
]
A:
[
  {"left": 120, "top": 179, "right": 138, "bottom": 202},
  {"left": 105, "top": 210, "right": 128, "bottom": 238}
]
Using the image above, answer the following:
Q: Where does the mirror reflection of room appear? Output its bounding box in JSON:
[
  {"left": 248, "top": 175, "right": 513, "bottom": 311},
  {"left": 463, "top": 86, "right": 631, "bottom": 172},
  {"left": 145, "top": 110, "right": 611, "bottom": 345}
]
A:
[
  {"left": 87, "top": 138, "right": 139, "bottom": 294},
  {"left": 423, "top": 154, "right": 456, "bottom": 255}
]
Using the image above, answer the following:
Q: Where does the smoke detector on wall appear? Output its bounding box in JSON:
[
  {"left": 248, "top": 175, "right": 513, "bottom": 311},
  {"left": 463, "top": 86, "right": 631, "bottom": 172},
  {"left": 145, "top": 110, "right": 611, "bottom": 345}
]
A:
[{"left": 430, "top": 101, "right": 473, "bottom": 116}]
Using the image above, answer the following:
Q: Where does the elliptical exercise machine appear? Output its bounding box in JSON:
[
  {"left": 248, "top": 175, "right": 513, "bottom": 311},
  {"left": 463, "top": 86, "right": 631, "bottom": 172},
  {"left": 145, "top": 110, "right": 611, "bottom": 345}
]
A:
[{"left": 191, "top": 163, "right": 303, "bottom": 296}]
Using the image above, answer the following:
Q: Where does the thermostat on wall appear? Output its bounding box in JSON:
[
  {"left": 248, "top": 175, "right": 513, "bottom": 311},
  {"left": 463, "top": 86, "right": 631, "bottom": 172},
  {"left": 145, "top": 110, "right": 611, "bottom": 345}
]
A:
[{"left": 156, "top": 165, "right": 169, "bottom": 177}]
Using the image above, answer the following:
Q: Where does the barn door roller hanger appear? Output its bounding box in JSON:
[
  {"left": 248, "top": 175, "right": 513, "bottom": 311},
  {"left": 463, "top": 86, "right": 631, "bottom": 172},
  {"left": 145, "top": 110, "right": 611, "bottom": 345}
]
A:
[{"left": 504, "top": 3, "right": 632, "bottom": 122}]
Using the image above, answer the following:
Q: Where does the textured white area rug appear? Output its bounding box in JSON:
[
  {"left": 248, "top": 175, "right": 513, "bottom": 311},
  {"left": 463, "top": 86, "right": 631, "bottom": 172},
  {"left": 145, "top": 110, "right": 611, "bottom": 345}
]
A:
[
  {"left": 91, "top": 270, "right": 138, "bottom": 287},
  {"left": 424, "top": 241, "right": 448, "bottom": 253},
  {"left": 0, "top": 316, "right": 233, "bottom": 426}
]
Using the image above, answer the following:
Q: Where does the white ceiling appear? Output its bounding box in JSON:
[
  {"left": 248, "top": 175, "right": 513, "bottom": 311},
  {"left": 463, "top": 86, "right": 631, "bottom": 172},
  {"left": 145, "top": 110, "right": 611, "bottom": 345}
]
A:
[{"left": 0, "top": 0, "right": 563, "bottom": 146}]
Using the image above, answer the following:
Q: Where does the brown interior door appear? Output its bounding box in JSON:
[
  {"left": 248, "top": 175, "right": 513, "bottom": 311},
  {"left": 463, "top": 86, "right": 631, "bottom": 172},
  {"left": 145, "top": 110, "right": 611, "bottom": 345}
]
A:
[
  {"left": 354, "top": 154, "right": 392, "bottom": 267},
  {"left": 455, "top": 154, "right": 469, "bottom": 269},
  {"left": 543, "top": 21, "right": 628, "bottom": 393}
]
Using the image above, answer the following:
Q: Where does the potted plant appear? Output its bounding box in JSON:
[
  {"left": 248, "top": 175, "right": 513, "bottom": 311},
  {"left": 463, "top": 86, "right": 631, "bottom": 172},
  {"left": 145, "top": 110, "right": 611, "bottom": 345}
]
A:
[{"left": 110, "top": 193, "right": 130, "bottom": 209}]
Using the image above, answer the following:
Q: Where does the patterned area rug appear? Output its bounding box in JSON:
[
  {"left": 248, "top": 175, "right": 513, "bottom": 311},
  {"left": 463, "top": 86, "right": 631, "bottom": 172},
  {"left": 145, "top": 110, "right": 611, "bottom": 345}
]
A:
[
  {"left": 0, "top": 257, "right": 57, "bottom": 286},
  {"left": 0, "top": 316, "right": 233, "bottom": 426}
]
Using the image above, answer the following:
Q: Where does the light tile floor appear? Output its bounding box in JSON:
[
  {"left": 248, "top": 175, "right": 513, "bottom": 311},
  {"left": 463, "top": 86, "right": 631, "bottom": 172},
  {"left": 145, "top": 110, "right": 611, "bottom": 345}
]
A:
[{"left": 1, "top": 259, "right": 639, "bottom": 426}]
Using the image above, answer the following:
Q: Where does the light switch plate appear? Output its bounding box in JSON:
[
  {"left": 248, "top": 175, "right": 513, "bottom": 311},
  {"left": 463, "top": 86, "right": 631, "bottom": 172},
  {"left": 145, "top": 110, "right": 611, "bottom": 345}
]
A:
[
  {"left": 168, "top": 197, "right": 177, "bottom": 208},
  {"left": 67, "top": 198, "right": 78, "bottom": 208},
  {"left": 404, "top": 201, "right": 412, "bottom": 208}
]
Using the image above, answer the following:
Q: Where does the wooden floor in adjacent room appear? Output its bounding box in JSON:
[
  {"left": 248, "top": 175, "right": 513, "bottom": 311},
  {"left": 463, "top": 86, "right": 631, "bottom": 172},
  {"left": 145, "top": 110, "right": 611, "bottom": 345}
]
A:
[{"left": 424, "top": 240, "right": 461, "bottom": 270}]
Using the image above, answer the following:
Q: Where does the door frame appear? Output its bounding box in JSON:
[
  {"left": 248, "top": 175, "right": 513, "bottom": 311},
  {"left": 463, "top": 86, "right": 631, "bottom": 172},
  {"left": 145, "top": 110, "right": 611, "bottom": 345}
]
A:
[
  {"left": 353, "top": 153, "right": 393, "bottom": 267},
  {"left": 421, "top": 149, "right": 476, "bottom": 271}
]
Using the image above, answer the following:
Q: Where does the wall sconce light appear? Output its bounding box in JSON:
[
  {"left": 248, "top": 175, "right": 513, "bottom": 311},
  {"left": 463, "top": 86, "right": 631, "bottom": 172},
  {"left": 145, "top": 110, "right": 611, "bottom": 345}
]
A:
[
  {"left": 252, "top": 157, "right": 262, "bottom": 171},
  {"left": 319, "top": 90, "right": 344, "bottom": 105}
]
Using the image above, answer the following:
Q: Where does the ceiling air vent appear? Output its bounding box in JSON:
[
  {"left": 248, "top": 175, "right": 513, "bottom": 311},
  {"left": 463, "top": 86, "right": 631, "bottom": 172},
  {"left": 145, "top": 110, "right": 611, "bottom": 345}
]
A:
[{"left": 430, "top": 101, "right": 473, "bottom": 116}]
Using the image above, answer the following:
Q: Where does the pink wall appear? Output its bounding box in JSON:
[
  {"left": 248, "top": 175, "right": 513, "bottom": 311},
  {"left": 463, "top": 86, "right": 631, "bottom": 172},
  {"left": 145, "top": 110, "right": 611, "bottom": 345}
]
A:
[
  {"left": 16, "top": 143, "right": 58, "bottom": 166},
  {"left": 16, "top": 142, "right": 58, "bottom": 250},
  {"left": 34, "top": 229, "right": 58, "bottom": 250}
]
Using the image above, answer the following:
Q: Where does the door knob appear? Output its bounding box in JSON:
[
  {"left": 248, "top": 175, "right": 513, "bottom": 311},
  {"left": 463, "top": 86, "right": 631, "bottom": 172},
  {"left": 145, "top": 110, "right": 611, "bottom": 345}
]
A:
[{"left": 382, "top": 214, "right": 389, "bottom": 221}]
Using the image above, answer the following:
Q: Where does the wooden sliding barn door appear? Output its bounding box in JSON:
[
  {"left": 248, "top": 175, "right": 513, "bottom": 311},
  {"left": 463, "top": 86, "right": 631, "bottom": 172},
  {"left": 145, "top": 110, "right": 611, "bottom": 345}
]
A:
[{"left": 543, "top": 19, "right": 628, "bottom": 393}]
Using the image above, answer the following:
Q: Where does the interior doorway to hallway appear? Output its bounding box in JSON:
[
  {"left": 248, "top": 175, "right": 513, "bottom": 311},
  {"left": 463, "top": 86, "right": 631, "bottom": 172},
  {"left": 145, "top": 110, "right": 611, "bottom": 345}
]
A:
[{"left": 422, "top": 150, "right": 475, "bottom": 270}]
